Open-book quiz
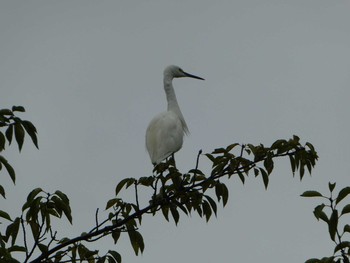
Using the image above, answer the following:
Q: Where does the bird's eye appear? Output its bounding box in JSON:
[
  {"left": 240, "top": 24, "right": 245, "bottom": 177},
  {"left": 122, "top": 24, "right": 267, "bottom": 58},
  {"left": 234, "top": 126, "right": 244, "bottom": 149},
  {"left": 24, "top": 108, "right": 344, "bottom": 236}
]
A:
[{"left": 179, "top": 68, "right": 183, "bottom": 72}]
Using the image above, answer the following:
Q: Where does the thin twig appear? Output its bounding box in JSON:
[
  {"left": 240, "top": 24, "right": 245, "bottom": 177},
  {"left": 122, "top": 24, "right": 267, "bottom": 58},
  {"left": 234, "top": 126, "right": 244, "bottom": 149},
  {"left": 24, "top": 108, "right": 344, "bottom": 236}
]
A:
[
  {"left": 21, "top": 216, "right": 29, "bottom": 258},
  {"left": 191, "top": 149, "right": 202, "bottom": 186},
  {"left": 25, "top": 217, "right": 45, "bottom": 263},
  {"left": 240, "top": 144, "right": 245, "bottom": 157},
  {"left": 95, "top": 208, "right": 99, "bottom": 231},
  {"left": 134, "top": 182, "right": 140, "bottom": 211}
]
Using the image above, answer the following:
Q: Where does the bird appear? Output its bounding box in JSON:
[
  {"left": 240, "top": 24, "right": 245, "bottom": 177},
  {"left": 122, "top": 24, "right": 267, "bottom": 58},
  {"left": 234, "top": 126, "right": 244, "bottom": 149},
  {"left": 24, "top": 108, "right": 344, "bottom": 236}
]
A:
[{"left": 146, "top": 65, "right": 204, "bottom": 165}]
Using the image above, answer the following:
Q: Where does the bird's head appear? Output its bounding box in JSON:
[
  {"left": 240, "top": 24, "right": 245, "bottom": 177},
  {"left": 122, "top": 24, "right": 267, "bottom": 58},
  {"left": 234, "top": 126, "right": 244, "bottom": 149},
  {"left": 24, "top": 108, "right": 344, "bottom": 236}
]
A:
[{"left": 164, "top": 65, "right": 204, "bottom": 80}]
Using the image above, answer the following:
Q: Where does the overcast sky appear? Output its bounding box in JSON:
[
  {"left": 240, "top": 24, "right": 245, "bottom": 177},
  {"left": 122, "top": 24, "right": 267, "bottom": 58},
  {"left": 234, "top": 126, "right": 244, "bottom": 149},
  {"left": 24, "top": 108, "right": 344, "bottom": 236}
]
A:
[{"left": 1, "top": 1, "right": 350, "bottom": 262}]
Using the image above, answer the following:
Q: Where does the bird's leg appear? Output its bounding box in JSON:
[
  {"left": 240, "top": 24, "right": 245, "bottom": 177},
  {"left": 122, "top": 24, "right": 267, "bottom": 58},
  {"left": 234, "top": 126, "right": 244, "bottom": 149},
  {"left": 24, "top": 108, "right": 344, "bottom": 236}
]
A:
[
  {"left": 164, "top": 154, "right": 176, "bottom": 168},
  {"left": 170, "top": 153, "right": 176, "bottom": 168}
]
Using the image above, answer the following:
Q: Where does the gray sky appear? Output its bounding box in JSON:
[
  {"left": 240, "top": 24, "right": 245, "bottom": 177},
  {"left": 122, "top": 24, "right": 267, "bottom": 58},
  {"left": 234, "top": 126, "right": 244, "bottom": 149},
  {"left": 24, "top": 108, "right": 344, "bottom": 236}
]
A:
[{"left": 1, "top": 1, "right": 349, "bottom": 262}]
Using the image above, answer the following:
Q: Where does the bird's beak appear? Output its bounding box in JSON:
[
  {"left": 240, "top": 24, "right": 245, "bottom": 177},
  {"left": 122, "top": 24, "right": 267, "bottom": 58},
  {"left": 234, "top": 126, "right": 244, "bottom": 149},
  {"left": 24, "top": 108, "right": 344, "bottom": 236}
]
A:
[{"left": 183, "top": 71, "right": 205, "bottom": 80}]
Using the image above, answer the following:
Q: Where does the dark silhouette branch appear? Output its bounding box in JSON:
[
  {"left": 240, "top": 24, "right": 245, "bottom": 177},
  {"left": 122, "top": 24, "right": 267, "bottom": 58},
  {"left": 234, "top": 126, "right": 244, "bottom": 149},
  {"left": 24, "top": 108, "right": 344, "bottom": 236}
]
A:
[{"left": 30, "top": 146, "right": 308, "bottom": 263}]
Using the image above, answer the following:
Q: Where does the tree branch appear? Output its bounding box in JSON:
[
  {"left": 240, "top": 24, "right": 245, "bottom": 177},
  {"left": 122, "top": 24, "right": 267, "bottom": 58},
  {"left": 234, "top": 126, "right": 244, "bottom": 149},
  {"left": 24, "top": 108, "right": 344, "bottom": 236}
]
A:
[{"left": 30, "top": 143, "right": 315, "bottom": 262}]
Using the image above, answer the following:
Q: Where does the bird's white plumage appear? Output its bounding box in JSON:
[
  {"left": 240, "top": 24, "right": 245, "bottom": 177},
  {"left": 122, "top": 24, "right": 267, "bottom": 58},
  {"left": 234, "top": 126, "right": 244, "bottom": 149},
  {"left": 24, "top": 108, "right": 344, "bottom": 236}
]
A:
[
  {"left": 146, "top": 65, "right": 204, "bottom": 165},
  {"left": 146, "top": 111, "right": 184, "bottom": 165}
]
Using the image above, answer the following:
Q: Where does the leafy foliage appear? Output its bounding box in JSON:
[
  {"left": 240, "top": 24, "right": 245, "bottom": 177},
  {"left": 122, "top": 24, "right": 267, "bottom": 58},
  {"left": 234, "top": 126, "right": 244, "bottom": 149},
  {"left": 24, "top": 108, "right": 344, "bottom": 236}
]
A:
[
  {"left": 0, "top": 106, "right": 38, "bottom": 198},
  {"left": 26, "top": 134, "right": 316, "bottom": 262},
  {"left": 302, "top": 183, "right": 350, "bottom": 262},
  {"left": 5, "top": 105, "right": 345, "bottom": 263}
]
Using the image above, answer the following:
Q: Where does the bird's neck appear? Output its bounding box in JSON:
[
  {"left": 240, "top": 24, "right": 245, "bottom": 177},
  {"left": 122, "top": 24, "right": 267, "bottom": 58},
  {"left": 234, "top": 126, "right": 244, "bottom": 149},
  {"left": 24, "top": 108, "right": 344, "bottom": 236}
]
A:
[
  {"left": 164, "top": 79, "right": 180, "bottom": 111},
  {"left": 163, "top": 78, "right": 189, "bottom": 134}
]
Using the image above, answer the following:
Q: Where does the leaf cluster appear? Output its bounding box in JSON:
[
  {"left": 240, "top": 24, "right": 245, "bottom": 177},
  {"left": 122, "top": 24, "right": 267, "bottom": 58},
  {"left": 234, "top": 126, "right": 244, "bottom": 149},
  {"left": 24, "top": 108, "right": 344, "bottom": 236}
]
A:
[
  {"left": 0, "top": 189, "right": 72, "bottom": 262},
  {"left": 206, "top": 135, "right": 318, "bottom": 189},
  {"left": 0, "top": 107, "right": 322, "bottom": 263},
  {"left": 0, "top": 106, "right": 38, "bottom": 198},
  {"left": 303, "top": 183, "right": 350, "bottom": 262},
  {"left": 97, "top": 136, "right": 317, "bottom": 262}
]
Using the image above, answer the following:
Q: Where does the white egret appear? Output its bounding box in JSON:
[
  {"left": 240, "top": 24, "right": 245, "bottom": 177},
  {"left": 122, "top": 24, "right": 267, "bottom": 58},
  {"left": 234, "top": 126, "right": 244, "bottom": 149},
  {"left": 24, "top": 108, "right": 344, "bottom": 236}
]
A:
[{"left": 146, "top": 65, "right": 204, "bottom": 165}]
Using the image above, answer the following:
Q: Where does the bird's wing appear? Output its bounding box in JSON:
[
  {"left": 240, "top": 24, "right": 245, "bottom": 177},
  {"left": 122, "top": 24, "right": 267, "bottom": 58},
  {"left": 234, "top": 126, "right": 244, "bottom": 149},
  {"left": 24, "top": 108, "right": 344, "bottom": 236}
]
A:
[{"left": 146, "top": 111, "right": 185, "bottom": 164}]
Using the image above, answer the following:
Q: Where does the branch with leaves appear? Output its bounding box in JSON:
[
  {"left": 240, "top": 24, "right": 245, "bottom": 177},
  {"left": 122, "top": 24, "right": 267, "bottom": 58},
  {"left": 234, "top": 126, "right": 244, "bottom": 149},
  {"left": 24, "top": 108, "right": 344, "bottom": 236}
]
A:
[
  {"left": 0, "top": 106, "right": 39, "bottom": 198},
  {"left": 22, "top": 136, "right": 317, "bottom": 262},
  {"left": 303, "top": 184, "right": 350, "bottom": 263},
  {"left": 6, "top": 106, "right": 347, "bottom": 263}
]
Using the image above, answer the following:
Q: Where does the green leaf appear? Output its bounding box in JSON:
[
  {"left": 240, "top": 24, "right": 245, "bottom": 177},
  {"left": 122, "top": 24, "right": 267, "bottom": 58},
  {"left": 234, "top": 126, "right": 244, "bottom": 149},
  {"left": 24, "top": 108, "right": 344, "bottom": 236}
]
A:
[
  {"left": 5, "top": 124, "right": 13, "bottom": 144},
  {"left": 260, "top": 168, "right": 269, "bottom": 189},
  {"left": 58, "top": 237, "right": 70, "bottom": 244},
  {"left": 254, "top": 168, "right": 259, "bottom": 176},
  {"left": 0, "top": 210, "right": 12, "bottom": 221},
  {"left": 38, "top": 244, "right": 48, "bottom": 254},
  {"left": 336, "top": 186, "right": 350, "bottom": 205},
  {"left": 71, "top": 244, "right": 77, "bottom": 262},
  {"left": 204, "top": 195, "right": 217, "bottom": 217},
  {"left": 271, "top": 139, "right": 286, "bottom": 150},
  {"left": 53, "top": 251, "right": 65, "bottom": 263},
  {"left": 111, "top": 230, "right": 121, "bottom": 244},
  {"left": 14, "top": 122, "right": 25, "bottom": 151},
  {"left": 334, "top": 241, "right": 350, "bottom": 254},
  {"left": 313, "top": 204, "right": 327, "bottom": 222},
  {"left": 77, "top": 244, "right": 91, "bottom": 260},
  {"left": 84, "top": 249, "right": 98, "bottom": 259},
  {"left": 25, "top": 197, "right": 42, "bottom": 222},
  {"left": 305, "top": 160, "right": 313, "bottom": 175},
  {"left": 320, "top": 257, "right": 335, "bottom": 263},
  {"left": 202, "top": 200, "right": 212, "bottom": 222},
  {"left": 54, "top": 190, "right": 70, "bottom": 204},
  {"left": 52, "top": 195, "right": 73, "bottom": 224},
  {"left": 341, "top": 204, "right": 350, "bottom": 216},
  {"left": 26, "top": 188, "right": 43, "bottom": 203},
  {"left": 299, "top": 163, "right": 305, "bottom": 180},
  {"left": 221, "top": 183, "right": 229, "bottom": 207},
  {"left": 263, "top": 155, "right": 274, "bottom": 175},
  {"left": 0, "top": 156, "right": 16, "bottom": 184},
  {"left": 106, "top": 198, "right": 122, "bottom": 210},
  {"left": 215, "top": 183, "right": 222, "bottom": 202},
  {"left": 29, "top": 221, "right": 40, "bottom": 238},
  {"left": 12, "top": 106, "right": 25, "bottom": 112},
  {"left": 161, "top": 205, "right": 170, "bottom": 222},
  {"left": 8, "top": 245, "right": 26, "bottom": 253},
  {"left": 317, "top": 212, "right": 328, "bottom": 223},
  {"left": 344, "top": 224, "right": 350, "bottom": 234},
  {"left": 0, "top": 185, "right": 5, "bottom": 198},
  {"left": 108, "top": 250, "right": 122, "bottom": 263},
  {"left": 115, "top": 178, "right": 133, "bottom": 197},
  {"left": 328, "top": 182, "right": 336, "bottom": 193},
  {"left": 127, "top": 229, "right": 144, "bottom": 255},
  {"left": 0, "top": 109, "right": 13, "bottom": 116},
  {"left": 214, "top": 183, "right": 229, "bottom": 207},
  {"left": 6, "top": 217, "right": 20, "bottom": 246},
  {"left": 196, "top": 205, "right": 203, "bottom": 218},
  {"left": 0, "top": 131, "right": 5, "bottom": 151},
  {"left": 138, "top": 176, "right": 154, "bottom": 186},
  {"left": 226, "top": 143, "right": 239, "bottom": 152},
  {"left": 212, "top": 147, "right": 226, "bottom": 154},
  {"left": 174, "top": 201, "right": 188, "bottom": 216},
  {"left": 205, "top": 153, "right": 215, "bottom": 163},
  {"left": 134, "top": 230, "right": 145, "bottom": 255},
  {"left": 292, "top": 134, "right": 300, "bottom": 143},
  {"left": 21, "top": 120, "right": 39, "bottom": 149},
  {"left": 328, "top": 209, "right": 338, "bottom": 241},
  {"left": 300, "top": 191, "right": 323, "bottom": 198},
  {"left": 170, "top": 206, "right": 180, "bottom": 225},
  {"left": 305, "top": 142, "right": 315, "bottom": 152},
  {"left": 237, "top": 171, "right": 245, "bottom": 184}
]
